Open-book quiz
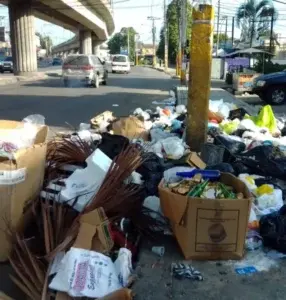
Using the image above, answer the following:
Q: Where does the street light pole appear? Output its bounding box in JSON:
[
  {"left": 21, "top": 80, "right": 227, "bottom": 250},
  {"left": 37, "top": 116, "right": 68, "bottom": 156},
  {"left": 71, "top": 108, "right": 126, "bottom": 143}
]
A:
[
  {"left": 148, "top": 16, "right": 160, "bottom": 67},
  {"left": 127, "top": 27, "right": 130, "bottom": 59},
  {"left": 216, "top": 0, "right": 220, "bottom": 56},
  {"left": 164, "top": 0, "right": 168, "bottom": 72}
]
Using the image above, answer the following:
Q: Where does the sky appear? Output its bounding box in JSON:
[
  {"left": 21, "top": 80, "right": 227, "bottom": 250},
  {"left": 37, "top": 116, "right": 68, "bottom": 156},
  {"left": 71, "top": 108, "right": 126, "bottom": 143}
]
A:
[{"left": 1, "top": 0, "right": 286, "bottom": 46}]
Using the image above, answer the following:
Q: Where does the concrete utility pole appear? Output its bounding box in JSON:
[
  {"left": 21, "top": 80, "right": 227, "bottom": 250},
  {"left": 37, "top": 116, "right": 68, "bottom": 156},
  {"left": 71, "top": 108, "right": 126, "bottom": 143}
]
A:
[
  {"left": 127, "top": 27, "right": 130, "bottom": 59},
  {"left": 164, "top": 0, "right": 168, "bottom": 72},
  {"left": 147, "top": 16, "right": 160, "bottom": 67},
  {"left": 180, "top": 0, "right": 188, "bottom": 84},
  {"left": 216, "top": 0, "right": 220, "bottom": 56},
  {"left": 176, "top": 0, "right": 182, "bottom": 77},
  {"left": 187, "top": 2, "right": 215, "bottom": 150},
  {"left": 270, "top": 12, "right": 274, "bottom": 54},
  {"left": 231, "top": 16, "right": 235, "bottom": 46},
  {"left": 224, "top": 16, "right": 228, "bottom": 45}
]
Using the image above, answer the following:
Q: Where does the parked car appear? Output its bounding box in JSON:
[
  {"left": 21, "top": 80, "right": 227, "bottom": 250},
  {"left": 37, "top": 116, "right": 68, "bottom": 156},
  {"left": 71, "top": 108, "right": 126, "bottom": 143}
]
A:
[
  {"left": 52, "top": 57, "right": 63, "bottom": 66},
  {"left": 0, "top": 56, "right": 13, "bottom": 73},
  {"left": 112, "top": 55, "right": 131, "bottom": 73},
  {"left": 252, "top": 71, "right": 286, "bottom": 105},
  {"left": 62, "top": 54, "right": 108, "bottom": 88}
]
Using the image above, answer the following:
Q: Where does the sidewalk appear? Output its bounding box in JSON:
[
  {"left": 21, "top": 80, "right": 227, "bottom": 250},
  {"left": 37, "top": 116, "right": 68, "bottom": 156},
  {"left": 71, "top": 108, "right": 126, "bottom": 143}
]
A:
[{"left": 0, "top": 68, "right": 62, "bottom": 86}]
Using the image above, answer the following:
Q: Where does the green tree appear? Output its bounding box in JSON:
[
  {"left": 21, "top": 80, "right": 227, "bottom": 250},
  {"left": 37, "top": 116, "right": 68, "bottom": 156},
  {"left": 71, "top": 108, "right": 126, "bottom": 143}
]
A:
[
  {"left": 213, "top": 33, "right": 229, "bottom": 45},
  {"left": 236, "top": 0, "right": 278, "bottom": 47},
  {"left": 36, "top": 32, "right": 53, "bottom": 55},
  {"left": 107, "top": 32, "right": 122, "bottom": 55},
  {"left": 156, "top": 28, "right": 165, "bottom": 60},
  {"left": 157, "top": 0, "right": 192, "bottom": 64},
  {"left": 107, "top": 27, "right": 137, "bottom": 61}
]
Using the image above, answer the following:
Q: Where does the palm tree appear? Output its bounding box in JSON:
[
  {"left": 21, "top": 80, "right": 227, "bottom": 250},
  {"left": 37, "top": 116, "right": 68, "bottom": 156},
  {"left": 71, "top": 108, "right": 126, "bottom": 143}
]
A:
[{"left": 236, "top": 0, "right": 278, "bottom": 47}]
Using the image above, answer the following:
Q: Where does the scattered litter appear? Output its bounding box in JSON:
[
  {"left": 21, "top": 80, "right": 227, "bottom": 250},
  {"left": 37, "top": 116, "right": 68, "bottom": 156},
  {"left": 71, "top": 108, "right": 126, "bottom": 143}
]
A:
[
  {"left": 171, "top": 263, "right": 203, "bottom": 281},
  {"left": 235, "top": 266, "right": 258, "bottom": 275},
  {"left": 152, "top": 246, "right": 165, "bottom": 257}
]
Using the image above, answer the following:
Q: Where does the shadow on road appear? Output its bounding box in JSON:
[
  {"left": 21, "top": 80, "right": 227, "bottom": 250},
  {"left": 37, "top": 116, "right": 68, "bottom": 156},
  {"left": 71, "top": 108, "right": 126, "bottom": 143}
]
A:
[
  {"left": 22, "top": 74, "right": 174, "bottom": 91},
  {"left": 46, "top": 72, "right": 62, "bottom": 78},
  {"left": 0, "top": 91, "right": 170, "bottom": 128}
]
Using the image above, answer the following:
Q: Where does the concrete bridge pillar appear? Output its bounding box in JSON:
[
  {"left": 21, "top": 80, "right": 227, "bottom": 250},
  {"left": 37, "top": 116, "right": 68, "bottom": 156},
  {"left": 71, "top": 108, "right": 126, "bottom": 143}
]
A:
[
  {"left": 92, "top": 39, "right": 100, "bottom": 56},
  {"left": 9, "top": 0, "right": 37, "bottom": 76},
  {"left": 79, "top": 30, "right": 92, "bottom": 55}
]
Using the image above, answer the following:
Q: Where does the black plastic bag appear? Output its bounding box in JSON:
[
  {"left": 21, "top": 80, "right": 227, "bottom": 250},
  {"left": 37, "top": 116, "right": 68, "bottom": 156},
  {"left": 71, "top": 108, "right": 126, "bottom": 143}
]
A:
[
  {"left": 260, "top": 205, "right": 286, "bottom": 253},
  {"left": 207, "top": 163, "right": 235, "bottom": 174},
  {"left": 98, "top": 133, "right": 129, "bottom": 159},
  {"left": 136, "top": 153, "right": 165, "bottom": 196},
  {"left": 213, "top": 134, "right": 246, "bottom": 163},
  {"left": 238, "top": 145, "right": 286, "bottom": 179},
  {"left": 229, "top": 108, "right": 248, "bottom": 120}
]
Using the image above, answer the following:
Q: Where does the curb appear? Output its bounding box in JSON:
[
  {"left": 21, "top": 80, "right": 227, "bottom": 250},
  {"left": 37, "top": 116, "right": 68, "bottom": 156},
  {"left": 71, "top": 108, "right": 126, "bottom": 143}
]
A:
[
  {"left": 0, "top": 73, "right": 48, "bottom": 86},
  {"left": 145, "top": 65, "right": 177, "bottom": 78}
]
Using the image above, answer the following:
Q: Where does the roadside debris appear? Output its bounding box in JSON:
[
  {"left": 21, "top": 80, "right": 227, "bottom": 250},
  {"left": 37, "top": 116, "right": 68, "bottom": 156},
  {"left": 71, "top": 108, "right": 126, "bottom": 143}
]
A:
[
  {"left": 171, "top": 263, "right": 203, "bottom": 281},
  {"left": 3, "top": 92, "right": 286, "bottom": 299}
]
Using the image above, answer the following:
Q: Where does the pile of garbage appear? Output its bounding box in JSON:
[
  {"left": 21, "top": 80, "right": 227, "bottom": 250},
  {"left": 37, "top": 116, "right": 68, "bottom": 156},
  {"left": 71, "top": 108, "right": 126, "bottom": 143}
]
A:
[{"left": 2, "top": 93, "right": 286, "bottom": 299}]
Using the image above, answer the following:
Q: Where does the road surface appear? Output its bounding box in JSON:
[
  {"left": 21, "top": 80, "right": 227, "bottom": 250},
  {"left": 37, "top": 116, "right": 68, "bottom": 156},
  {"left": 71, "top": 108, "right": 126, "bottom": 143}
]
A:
[{"left": 0, "top": 66, "right": 173, "bottom": 130}]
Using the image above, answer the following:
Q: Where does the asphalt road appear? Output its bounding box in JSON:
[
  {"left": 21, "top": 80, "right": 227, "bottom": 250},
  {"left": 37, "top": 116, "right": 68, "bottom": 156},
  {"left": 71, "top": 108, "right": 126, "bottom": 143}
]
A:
[{"left": 0, "top": 66, "right": 173, "bottom": 130}]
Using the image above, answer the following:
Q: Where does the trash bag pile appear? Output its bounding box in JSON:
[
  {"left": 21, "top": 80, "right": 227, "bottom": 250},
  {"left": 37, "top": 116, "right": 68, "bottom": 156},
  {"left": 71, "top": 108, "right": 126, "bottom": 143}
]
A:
[{"left": 3, "top": 95, "right": 286, "bottom": 300}]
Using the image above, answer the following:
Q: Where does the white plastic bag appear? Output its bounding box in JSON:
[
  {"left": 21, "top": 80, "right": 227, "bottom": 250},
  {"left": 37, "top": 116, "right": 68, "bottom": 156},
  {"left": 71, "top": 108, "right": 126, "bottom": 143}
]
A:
[
  {"left": 161, "top": 137, "right": 185, "bottom": 160},
  {"left": 114, "top": 248, "right": 132, "bottom": 287},
  {"left": 256, "top": 189, "right": 284, "bottom": 212},
  {"left": 49, "top": 248, "right": 122, "bottom": 298},
  {"left": 175, "top": 105, "right": 186, "bottom": 114},
  {"left": 22, "top": 114, "right": 45, "bottom": 125},
  {"left": 60, "top": 149, "right": 112, "bottom": 212}
]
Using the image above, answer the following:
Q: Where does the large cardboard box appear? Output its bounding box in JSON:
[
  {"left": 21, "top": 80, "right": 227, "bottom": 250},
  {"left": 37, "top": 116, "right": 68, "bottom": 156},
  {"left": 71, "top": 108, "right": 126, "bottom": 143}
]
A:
[
  {"left": 0, "top": 120, "right": 48, "bottom": 261},
  {"left": 159, "top": 173, "right": 252, "bottom": 260}
]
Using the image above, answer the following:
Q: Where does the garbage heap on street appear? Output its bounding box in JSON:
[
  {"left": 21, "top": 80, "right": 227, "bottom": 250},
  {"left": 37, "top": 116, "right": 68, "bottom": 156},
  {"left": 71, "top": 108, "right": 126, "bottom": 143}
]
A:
[{"left": 1, "top": 93, "right": 286, "bottom": 299}]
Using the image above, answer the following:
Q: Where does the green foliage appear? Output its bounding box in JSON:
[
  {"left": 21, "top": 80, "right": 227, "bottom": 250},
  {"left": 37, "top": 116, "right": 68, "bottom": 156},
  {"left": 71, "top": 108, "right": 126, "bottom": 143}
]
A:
[
  {"left": 36, "top": 32, "right": 53, "bottom": 53},
  {"left": 157, "top": 0, "right": 193, "bottom": 64},
  {"left": 213, "top": 33, "right": 229, "bottom": 45},
  {"left": 254, "top": 59, "right": 286, "bottom": 74},
  {"left": 107, "top": 27, "right": 137, "bottom": 61},
  {"left": 236, "top": 0, "right": 278, "bottom": 46}
]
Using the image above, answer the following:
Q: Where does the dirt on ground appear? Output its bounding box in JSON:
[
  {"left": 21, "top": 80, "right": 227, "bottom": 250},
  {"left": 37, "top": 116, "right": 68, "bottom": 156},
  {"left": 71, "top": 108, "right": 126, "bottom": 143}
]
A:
[{"left": 134, "top": 236, "right": 286, "bottom": 300}]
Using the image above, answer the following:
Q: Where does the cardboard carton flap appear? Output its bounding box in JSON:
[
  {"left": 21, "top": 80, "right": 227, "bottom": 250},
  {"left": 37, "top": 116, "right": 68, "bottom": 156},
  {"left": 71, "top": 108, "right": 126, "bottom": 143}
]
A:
[
  {"left": 158, "top": 180, "right": 188, "bottom": 224},
  {"left": 0, "top": 120, "right": 48, "bottom": 145}
]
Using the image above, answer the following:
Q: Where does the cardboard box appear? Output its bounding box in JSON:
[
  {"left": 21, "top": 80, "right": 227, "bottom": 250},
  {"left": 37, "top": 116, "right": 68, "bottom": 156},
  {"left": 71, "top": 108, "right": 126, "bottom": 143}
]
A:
[
  {"left": 159, "top": 173, "right": 252, "bottom": 260},
  {"left": 187, "top": 152, "right": 206, "bottom": 169},
  {"left": 112, "top": 116, "right": 149, "bottom": 141},
  {"left": 0, "top": 121, "right": 48, "bottom": 261}
]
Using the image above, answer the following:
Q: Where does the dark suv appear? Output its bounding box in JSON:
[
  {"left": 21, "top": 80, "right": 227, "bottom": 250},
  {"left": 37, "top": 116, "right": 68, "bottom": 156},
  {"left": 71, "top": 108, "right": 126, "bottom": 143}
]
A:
[
  {"left": 252, "top": 71, "right": 286, "bottom": 105},
  {"left": 0, "top": 56, "right": 13, "bottom": 73}
]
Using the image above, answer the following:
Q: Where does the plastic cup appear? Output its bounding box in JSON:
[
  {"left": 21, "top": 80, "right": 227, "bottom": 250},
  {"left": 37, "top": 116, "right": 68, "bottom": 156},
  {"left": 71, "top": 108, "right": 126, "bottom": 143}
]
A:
[{"left": 152, "top": 246, "right": 165, "bottom": 257}]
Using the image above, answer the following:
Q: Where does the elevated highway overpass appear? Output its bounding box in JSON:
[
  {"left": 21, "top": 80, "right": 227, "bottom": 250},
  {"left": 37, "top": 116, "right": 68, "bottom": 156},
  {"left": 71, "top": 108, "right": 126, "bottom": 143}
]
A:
[{"left": 0, "top": 0, "right": 114, "bottom": 76}]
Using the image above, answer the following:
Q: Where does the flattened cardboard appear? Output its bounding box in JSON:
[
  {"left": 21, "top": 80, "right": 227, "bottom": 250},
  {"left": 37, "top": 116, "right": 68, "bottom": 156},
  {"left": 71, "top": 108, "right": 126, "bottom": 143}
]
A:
[
  {"left": 187, "top": 152, "right": 206, "bottom": 169},
  {"left": 0, "top": 121, "right": 48, "bottom": 261},
  {"left": 73, "top": 207, "right": 114, "bottom": 253},
  {"left": 112, "top": 116, "right": 149, "bottom": 141},
  {"left": 159, "top": 173, "right": 252, "bottom": 260}
]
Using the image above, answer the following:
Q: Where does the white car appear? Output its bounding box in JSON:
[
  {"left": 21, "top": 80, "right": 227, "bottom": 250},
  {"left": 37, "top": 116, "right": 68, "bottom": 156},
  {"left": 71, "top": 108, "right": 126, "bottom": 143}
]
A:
[{"left": 112, "top": 55, "right": 131, "bottom": 74}]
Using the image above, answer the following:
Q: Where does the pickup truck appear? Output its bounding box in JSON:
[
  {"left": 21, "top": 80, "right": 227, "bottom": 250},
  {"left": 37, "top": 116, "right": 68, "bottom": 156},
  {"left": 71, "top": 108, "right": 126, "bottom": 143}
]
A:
[{"left": 252, "top": 71, "right": 286, "bottom": 105}]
